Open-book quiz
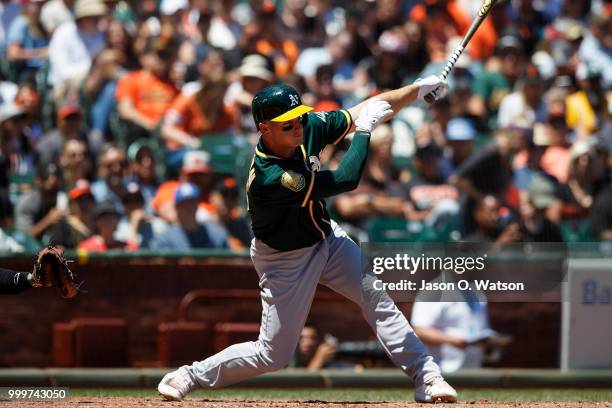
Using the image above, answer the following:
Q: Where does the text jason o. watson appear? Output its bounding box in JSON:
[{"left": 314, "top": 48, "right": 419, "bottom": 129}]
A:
[{"left": 372, "top": 279, "right": 525, "bottom": 292}]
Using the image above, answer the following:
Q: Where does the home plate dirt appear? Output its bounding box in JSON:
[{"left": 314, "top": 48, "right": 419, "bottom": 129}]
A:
[{"left": 4, "top": 398, "right": 612, "bottom": 407}]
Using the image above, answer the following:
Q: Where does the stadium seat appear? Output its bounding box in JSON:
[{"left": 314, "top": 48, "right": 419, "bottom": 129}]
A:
[
  {"left": 52, "top": 318, "right": 129, "bottom": 367},
  {"left": 560, "top": 220, "right": 596, "bottom": 242},
  {"left": 157, "top": 321, "right": 214, "bottom": 367},
  {"left": 214, "top": 322, "right": 260, "bottom": 352},
  {"left": 366, "top": 217, "right": 426, "bottom": 243},
  {"left": 365, "top": 216, "right": 457, "bottom": 243},
  {"left": 197, "top": 133, "right": 253, "bottom": 178},
  {"left": 8, "top": 173, "right": 34, "bottom": 204}
]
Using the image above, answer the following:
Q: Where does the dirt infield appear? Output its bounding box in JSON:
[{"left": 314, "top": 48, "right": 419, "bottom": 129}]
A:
[{"left": 4, "top": 398, "right": 612, "bottom": 407}]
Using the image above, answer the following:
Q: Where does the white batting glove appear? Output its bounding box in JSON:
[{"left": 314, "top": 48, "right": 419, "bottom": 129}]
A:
[
  {"left": 354, "top": 99, "right": 393, "bottom": 133},
  {"left": 414, "top": 75, "right": 449, "bottom": 102}
]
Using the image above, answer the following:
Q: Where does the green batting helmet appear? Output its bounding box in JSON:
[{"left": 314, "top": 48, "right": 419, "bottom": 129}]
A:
[{"left": 252, "top": 84, "right": 313, "bottom": 129}]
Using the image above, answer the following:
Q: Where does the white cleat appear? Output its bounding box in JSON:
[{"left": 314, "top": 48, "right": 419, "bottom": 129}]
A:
[
  {"left": 415, "top": 376, "right": 458, "bottom": 403},
  {"left": 158, "top": 369, "right": 195, "bottom": 401}
]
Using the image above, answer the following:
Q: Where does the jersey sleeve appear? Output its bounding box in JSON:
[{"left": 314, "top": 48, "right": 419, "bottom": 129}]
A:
[
  {"left": 250, "top": 130, "right": 371, "bottom": 208},
  {"left": 307, "top": 109, "right": 353, "bottom": 150}
]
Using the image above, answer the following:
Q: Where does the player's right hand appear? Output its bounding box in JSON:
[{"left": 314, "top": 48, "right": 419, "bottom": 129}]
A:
[
  {"left": 354, "top": 98, "right": 393, "bottom": 133},
  {"left": 415, "top": 75, "right": 449, "bottom": 102}
]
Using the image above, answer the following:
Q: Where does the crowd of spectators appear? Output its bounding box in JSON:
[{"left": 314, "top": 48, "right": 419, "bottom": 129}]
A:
[{"left": 0, "top": 0, "right": 610, "bottom": 253}]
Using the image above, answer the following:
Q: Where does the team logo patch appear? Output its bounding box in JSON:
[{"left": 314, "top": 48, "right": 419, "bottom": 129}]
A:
[{"left": 281, "top": 170, "right": 305, "bottom": 192}]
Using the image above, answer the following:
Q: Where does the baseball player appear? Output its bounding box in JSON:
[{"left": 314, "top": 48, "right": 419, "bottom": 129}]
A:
[{"left": 159, "top": 75, "right": 458, "bottom": 403}]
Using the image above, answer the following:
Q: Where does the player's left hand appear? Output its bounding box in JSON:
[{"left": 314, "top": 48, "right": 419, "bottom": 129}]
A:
[
  {"left": 414, "top": 75, "right": 449, "bottom": 102},
  {"left": 354, "top": 98, "right": 393, "bottom": 133}
]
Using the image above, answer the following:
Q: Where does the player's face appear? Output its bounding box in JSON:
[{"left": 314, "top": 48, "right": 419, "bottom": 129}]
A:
[{"left": 266, "top": 118, "right": 304, "bottom": 148}]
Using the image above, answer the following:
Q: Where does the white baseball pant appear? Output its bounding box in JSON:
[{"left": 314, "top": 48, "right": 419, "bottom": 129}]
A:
[{"left": 181, "top": 221, "right": 441, "bottom": 387}]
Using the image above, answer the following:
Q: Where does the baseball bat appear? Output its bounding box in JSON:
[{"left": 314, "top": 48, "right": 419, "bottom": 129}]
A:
[{"left": 424, "top": 0, "right": 501, "bottom": 104}]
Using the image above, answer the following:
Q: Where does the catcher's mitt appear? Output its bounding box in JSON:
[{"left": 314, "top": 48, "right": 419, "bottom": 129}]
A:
[{"left": 32, "top": 246, "right": 79, "bottom": 299}]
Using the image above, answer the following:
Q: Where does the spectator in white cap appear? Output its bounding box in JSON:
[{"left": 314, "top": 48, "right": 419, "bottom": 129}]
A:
[
  {"left": 41, "top": 0, "right": 75, "bottom": 35},
  {"left": 160, "top": 0, "right": 187, "bottom": 17},
  {"left": 48, "top": 0, "right": 107, "bottom": 99},
  {"left": 225, "top": 53, "right": 275, "bottom": 134}
]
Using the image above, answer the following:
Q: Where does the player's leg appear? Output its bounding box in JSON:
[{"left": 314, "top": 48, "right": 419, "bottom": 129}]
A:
[
  {"left": 319, "top": 222, "right": 457, "bottom": 402},
  {"left": 158, "top": 239, "right": 327, "bottom": 399}
]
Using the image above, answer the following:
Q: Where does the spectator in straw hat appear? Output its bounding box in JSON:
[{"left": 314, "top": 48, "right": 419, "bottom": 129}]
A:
[
  {"left": 225, "top": 53, "right": 275, "bottom": 134},
  {"left": 49, "top": 0, "right": 107, "bottom": 99}
]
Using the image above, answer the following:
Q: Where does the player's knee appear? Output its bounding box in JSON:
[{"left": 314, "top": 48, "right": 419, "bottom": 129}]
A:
[{"left": 256, "top": 342, "right": 293, "bottom": 372}]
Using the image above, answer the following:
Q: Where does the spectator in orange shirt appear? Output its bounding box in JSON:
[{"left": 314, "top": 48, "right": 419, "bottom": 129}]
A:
[
  {"left": 161, "top": 69, "right": 235, "bottom": 172},
  {"left": 248, "top": 3, "right": 299, "bottom": 76},
  {"left": 151, "top": 150, "right": 218, "bottom": 224},
  {"left": 410, "top": 0, "right": 497, "bottom": 62},
  {"left": 115, "top": 42, "right": 179, "bottom": 145}
]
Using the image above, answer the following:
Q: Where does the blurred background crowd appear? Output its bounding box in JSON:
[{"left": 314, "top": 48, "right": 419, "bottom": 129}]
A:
[{"left": 0, "top": 0, "right": 610, "bottom": 253}]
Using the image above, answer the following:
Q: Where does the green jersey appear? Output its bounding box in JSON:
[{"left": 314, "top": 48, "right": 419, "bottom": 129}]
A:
[{"left": 247, "top": 109, "right": 353, "bottom": 251}]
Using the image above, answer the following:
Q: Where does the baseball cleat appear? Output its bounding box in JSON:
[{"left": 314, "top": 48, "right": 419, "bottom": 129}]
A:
[
  {"left": 414, "top": 376, "right": 458, "bottom": 403},
  {"left": 158, "top": 368, "right": 194, "bottom": 401}
]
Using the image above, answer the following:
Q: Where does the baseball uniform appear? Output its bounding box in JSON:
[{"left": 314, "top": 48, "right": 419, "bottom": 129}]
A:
[{"left": 179, "top": 108, "right": 442, "bottom": 388}]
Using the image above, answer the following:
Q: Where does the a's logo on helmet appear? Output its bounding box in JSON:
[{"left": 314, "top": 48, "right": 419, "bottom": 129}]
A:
[{"left": 289, "top": 94, "right": 300, "bottom": 107}]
